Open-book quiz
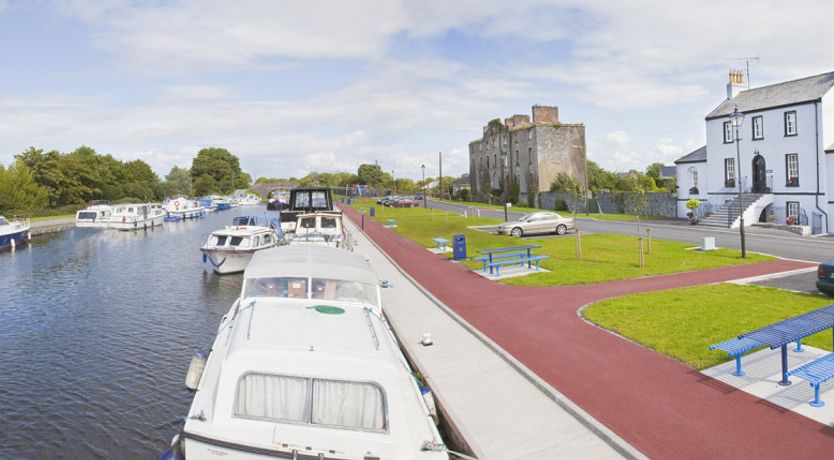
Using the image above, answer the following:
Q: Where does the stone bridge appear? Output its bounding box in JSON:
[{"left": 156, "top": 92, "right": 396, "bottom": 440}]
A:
[{"left": 249, "top": 182, "right": 299, "bottom": 198}]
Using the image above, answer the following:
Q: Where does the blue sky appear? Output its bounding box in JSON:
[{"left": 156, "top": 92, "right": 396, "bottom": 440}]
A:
[{"left": 1, "top": 0, "right": 832, "bottom": 181}]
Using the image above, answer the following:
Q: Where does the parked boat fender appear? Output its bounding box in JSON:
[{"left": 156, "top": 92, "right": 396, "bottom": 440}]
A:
[
  {"left": 420, "top": 385, "right": 438, "bottom": 424},
  {"left": 185, "top": 349, "right": 208, "bottom": 391},
  {"left": 10, "top": 238, "right": 15, "bottom": 250},
  {"left": 157, "top": 434, "right": 184, "bottom": 460},
  {"left": 202, "top": 253, "right": 207, "bottom": 263}
]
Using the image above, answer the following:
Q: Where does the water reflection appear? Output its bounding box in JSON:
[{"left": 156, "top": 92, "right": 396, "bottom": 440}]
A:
[{"left": 0, "top": 208, "right": 270, "bottom": 458}]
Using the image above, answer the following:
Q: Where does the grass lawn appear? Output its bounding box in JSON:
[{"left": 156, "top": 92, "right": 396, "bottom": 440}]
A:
[
  {"left": 435, "top": 199, "right": 669, "bottom": 221},
  {"left": 29, "top": 214, "right": 76, "bottom": 223},
  {"left": 351, "top": 199, "right": 772, "bottom": 286},
  {"left": 584, "top": 284, "right": 834, "bottom": 369}
]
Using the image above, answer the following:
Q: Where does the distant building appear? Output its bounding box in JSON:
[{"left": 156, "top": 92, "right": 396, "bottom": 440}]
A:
[
  {"left": 675, "top": 70, "right": 834, "bottom": 234},
  {"left": 468, "top": 105, "right": 586, "bottom": 205},
  {"left": 450, "top": 174, "right": 471, "bottom": 198}
]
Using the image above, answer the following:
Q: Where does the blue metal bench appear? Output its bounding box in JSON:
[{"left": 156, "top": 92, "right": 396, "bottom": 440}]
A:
[
  {"left": 709, "top": 337, "right": 764, "bottom": 376},
  {"left": 386, "top": 218, "right": 397, "bottom": 227},
  {"left": 432, "top": 237, "right": 450, "bottom": 251},
  {"left": 473, "top": 252, "right": 549, "bottom": 276},
  {"left": 787, "top": 353, "right": 834, "bottom": 407}
]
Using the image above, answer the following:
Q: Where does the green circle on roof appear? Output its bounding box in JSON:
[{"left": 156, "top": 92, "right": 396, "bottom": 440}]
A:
[{"left": 307, "top": 305, "right": 345, "bottom": 315}]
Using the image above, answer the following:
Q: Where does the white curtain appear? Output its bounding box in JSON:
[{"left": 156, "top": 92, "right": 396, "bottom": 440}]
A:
[
  {"left": 312, "top": 380, "right": 385, "bottom": 430},
  {"left": 235, "top": 374, "right": 308, "bottom": 422}
]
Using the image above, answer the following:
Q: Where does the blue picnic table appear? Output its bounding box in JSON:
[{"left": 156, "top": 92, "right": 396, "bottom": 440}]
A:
[
  {"left": 475, "top": 245, "right": 546, "bottom": 276},
  {"left": 432, "top": 237, "right": 450, "bottom": 251},
  {"left": 738, "top": 305, "right": 834, "bottom": 386}
]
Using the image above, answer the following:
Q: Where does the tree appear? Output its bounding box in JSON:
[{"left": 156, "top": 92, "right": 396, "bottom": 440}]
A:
[
  {"left": 191, "top": 147, "right": 242, "bottom": 194},
  {"left": 357, "top": 164, "right": 386, "bottom": 188},
  {"left": 123, "top": 159, "right": 160, "bottom": 201},
  {"left": 550, "top": 173, "right": 584, "bottom": 214},
  {"left": 161, "top": 166, "right": 192, "bottom": 197},
  {"left": 645, "top": 162, "right": 664, "bottom": 180},
  {"left": 0, "top": 160, "right": 49, "bottom": 212},
  {"left": 193, "top": 174, "right": 217, "bottom": 196},
  {"left": 235, "top": 171, "right": 252, "bottom": 189},
  {"left": 587, "top": 161, "right": 619, "bottom": 193}
]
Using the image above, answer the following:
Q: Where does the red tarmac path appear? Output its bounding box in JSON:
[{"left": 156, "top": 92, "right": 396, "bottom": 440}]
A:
[{"left": 342, "top": 205, "right": 834, "bottom": 459}]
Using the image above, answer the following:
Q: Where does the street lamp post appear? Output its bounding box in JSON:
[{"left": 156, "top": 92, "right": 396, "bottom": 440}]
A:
[
  {"left": 500, "top": 152, "right": 509, "bottom": 221},
  {"left": 729, "top": 105, "right": 747, "bottom": 258},
  {"left": 421, "top": 164, "right": 427, "bottom": 208}
]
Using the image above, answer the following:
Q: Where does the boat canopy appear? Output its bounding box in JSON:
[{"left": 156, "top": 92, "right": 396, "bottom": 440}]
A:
[{"left": 245, "top": 246, "right": 377, "bottom": 285}]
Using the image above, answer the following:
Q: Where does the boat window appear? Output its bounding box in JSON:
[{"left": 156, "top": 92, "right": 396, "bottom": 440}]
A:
[
  {"left": 263, "top": 234, "right": 272, "bottom": 245},
  {"left": 300, "top": 217, "right": 316, "bottom": 229},
  {"left": 235, "top": 374, "right": 309, "bottom": 422},
  {"left": 233, "top": 374, "right": 387, "bottom": 432},
  {"left": 311, "top": 191, "right": 328, "bottom": 209},
  {"left": 293, "top": 193, "right": 311, "bottom": 209},
  {"left": 214, "top": 235, "right": 228, "bottom": 246},
  {"left": 311, "top": 278, "right": 376, "bottom": 305},
  {"left": 321, "top": 217, "right": 337, "bottom": 229},
  {"left": 229, "top": 236, "right": 244, "bottom": 247},
  {"left": 77, "top": 212, "right": 97, "bottom": 220},
  {"left": 312, "top": 380, "right": 385, "bottom": 431},
  {"left": 243, "top": 277, "right": 308, "bottom": 299}
]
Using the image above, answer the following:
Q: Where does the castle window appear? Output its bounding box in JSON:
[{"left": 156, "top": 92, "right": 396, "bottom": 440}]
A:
[
  {"left": 528, "top": 147, "right": 532, "bottom": 165},
  {"left": 515, "top": 150, "right": 519, "bottom": 166}
]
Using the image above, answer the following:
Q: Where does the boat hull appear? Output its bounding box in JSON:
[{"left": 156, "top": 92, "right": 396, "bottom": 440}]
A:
[
  {"left": 0, "top": 228, "right": 30, "bottom": 248},
  {"left": 202, "top": 249, "right": 255, "bottom": 274},
  {"left": 109, "top": 215, "right": 166, "bottom": 231}
]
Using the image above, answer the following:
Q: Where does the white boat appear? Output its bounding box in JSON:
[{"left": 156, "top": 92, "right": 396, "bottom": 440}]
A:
[
  {"left": 105, "top": 203, "right": 166, "bottom": 231},
  {"left": 200, "top": 216, "right": 279, "bottom": 274},
  {"left": 237, "top": 194, "right": 262, "bottom": 206},
  {"left": 289, "top": 211, "right": 353, "bottom": 250},
  {"left": 75, "top": 200, "right": 113, "bottom": 228},
  {"left": 170, "top": 245, "right": 447, "bottom": 460},
  {"left": 0, "top": 215, "right": 31, "bottom": 249},
  {"left": 164, "top": 197, "right": 207, "bottom": 221}
]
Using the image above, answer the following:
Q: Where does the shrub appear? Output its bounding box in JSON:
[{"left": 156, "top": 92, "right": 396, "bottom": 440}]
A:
[{"left": 685, "top": 199, "right": 700, "bottom": 210}]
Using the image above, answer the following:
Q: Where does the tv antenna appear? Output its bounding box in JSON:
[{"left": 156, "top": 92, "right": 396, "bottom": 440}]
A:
[{"left": 728, "top": 55, "right": 760, "bottom": 88}]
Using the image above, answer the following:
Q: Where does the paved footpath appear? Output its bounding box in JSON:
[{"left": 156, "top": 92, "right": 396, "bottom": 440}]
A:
[{"left": 341, "top": 205, "right": 834, "bottom": 459}]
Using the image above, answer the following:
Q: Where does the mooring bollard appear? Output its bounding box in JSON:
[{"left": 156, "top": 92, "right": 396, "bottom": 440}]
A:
[
  {"left": 638, "top": 237, "right": 645, "bottom": 267},
  {"left": 575, "top": 229, "right": 582, "bottom": 260}
]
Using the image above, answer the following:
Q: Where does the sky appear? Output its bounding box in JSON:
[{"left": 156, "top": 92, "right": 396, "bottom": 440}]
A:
[{"left": 0, "top": 0, "right": 832, "bottom": 181}]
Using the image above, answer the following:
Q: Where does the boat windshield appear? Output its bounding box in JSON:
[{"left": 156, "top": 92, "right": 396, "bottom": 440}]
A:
[
  {"left": 321, "top": 217, "right": 337, "bottom": 229},
  {"left": 243, "top": 277, "right": 377, "bottom": 305},
  {"left": 299, "top": 217, "right": 316, "bottom": 229},
  {"left": 0, "top": 217, "right": 8, "bottom": 226}
]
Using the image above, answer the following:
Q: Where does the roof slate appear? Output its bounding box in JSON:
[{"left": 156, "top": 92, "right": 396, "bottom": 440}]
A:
[
  {"left": 706, "top": 71, "right": 834, "bottom": 119},
  {"left": 675, "top": 145, "right": 707, "bottom": 164}
]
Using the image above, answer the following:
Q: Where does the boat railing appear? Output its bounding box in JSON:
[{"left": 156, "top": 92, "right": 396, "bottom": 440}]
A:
[{"left": 12, "top": 215, "right": 30, "bottom": 229}]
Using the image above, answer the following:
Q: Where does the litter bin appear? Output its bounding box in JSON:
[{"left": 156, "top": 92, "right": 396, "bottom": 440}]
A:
[
  {"left": 370, "top": 207, "right": 375, "bottom": 217},
  {"left": 453, "top": 234, "right": 466, "bottom": 261}
]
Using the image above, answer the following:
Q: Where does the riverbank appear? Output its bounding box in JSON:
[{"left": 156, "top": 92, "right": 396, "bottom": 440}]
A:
[{"left": 30, "top": 217, "right": 76, "bottom": 236}]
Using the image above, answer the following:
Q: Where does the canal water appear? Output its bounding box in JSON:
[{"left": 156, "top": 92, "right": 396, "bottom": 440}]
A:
[{"left": 0, "top": 208, "right": 271, "bottom": 458}]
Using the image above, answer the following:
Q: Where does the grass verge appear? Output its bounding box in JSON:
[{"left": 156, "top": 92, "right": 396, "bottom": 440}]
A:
[
  {"left": 435, "top": 199, "right": 669, "bottom": 221},
  {"left": 351, "top": 199, "right": 772, "bottom": 286},
  {"left": 583, "top": 283, "right": 833, "bottom": 369}
]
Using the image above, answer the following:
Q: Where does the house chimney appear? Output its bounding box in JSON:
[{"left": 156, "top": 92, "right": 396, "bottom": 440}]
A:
[{"left": 726, "top": 70, "right": 745, "bottom": 100}]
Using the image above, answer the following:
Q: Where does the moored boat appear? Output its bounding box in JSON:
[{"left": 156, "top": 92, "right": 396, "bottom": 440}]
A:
[
  {"left": 289, "top": 211, "right": 353, "bottom": 250},
  {"left": 105, "top": 203, "right": 166, "bottom": 231},
  {"left": 166, "top": 245, "right": 447, "bottom": 459},
  {"left": 75, "top": 200, "right": 113, "bottom": 228},
  {"left": 164, "top": 197, "right": 207, "bottom": 221},
  {"left": 0, "top": 215, "right": 31, "bottom": 249},
  {"left": 200, "top": 216, "right": 280, "bottom": 274}
]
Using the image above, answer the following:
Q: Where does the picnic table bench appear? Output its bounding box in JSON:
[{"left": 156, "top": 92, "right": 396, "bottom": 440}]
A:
[
  {"left": 472, "top": 245, "right": 549, "bottom": 277},
  {"left": 711, "top": 304, "right": 834, "bottom": 393},
  {"left": 787, "top": 353, "right": 834, "bottom": 407},
  {"left": 432, "top": 237, "right": 450, "bottom": 251}
]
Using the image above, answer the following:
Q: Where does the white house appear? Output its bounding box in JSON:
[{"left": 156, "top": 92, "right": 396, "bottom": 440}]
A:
[{"left": 676, "top": 70, "right": 834, "bottom": 234}]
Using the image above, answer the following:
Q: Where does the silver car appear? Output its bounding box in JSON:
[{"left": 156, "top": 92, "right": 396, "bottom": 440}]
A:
[{"left": 497, "top": 212, "right": 576, "bottom": 237}]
